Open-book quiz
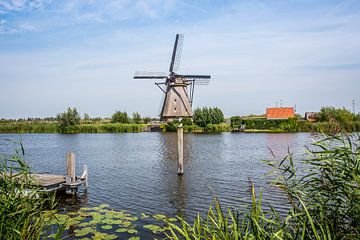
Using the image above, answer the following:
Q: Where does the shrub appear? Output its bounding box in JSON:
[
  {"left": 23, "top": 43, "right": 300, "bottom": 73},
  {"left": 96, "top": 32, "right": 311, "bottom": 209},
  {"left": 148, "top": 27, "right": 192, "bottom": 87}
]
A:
[
  {"left": 111, "top": 111, "right": 129, "bottom": 123},
  {"left": 132, "top": 112, "right": 141, "bottom": 124},
  {"left": 57, "top": 107, "right": 81, "bottom": 133}
]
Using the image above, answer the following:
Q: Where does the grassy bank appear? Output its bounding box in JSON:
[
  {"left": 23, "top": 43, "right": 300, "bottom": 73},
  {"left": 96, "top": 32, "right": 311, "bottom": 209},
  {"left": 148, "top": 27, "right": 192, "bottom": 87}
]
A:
[
  {"left": 232, "top": 118, "right": 360, "bottom": 133},
  {"left": 1, "top": 121, "right": 360, "bottom": 134},
  {"left": 0, "top": 122, "right": 147, "bottom": 134}
]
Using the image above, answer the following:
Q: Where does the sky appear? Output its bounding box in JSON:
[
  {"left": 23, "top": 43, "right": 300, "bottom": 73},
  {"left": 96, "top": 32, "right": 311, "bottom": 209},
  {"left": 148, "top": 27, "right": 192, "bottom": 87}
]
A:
[{"left": 0, "top": 0, "right": 359, "bottom": 119}]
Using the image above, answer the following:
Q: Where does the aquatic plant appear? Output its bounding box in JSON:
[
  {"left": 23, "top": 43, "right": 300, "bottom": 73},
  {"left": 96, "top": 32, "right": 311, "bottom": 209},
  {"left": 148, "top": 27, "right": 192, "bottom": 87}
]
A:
[
  {"left": 0, "top": 141, "right": 62, "bottom": 240},
  {"left": 44, "top": 203, "right": 178, "bottom": 239},
  {"left": 164, "top": 134, "right": 360, "bottom": 239}
]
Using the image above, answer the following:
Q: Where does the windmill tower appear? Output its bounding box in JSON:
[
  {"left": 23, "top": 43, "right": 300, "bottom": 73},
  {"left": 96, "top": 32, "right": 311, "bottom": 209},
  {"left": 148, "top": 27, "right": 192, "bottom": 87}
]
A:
[{"left": 134, "top": 34, "right": 211, "bottom": 122}]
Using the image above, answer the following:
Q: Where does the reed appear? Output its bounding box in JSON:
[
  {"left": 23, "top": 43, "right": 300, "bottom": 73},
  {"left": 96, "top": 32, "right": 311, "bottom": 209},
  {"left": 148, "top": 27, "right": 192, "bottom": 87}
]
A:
[
  {"left": 165, "top": 134, "right": 360, "bottom": 239},
  {"left": 0, "top": 141, "right": 62, "bottom": 239}
]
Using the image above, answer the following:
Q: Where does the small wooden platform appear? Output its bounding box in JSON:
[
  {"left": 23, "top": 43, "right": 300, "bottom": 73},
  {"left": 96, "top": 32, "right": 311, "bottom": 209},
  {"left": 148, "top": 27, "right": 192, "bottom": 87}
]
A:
[{"left": 31, "top": 174, "right": 66, "bottom": 188}]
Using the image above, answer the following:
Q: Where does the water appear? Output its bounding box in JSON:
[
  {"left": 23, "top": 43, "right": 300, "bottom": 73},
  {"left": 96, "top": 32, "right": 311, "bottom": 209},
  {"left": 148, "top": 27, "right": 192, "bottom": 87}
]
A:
[{"left": 0, "top": 132, "right": 316, "bottom": 236}]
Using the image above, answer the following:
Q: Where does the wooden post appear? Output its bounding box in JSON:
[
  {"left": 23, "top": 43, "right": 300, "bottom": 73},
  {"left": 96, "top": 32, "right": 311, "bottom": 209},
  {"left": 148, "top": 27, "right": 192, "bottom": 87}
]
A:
[
  {"left": 67, "top": 152, "right": 76, "bottom": 184},
  {"left": 81, "top": 165, "right": 88, "bottom": 189},
  {"left": 177, "top": 124, "right": 184, "bottom": 175}
]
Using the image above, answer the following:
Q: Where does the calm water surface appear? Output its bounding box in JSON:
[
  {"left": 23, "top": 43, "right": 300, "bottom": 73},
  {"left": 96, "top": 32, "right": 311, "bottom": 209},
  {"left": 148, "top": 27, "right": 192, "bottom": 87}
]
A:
[{"left": 0, "top": 132, "right": 316, "bottom": 236}]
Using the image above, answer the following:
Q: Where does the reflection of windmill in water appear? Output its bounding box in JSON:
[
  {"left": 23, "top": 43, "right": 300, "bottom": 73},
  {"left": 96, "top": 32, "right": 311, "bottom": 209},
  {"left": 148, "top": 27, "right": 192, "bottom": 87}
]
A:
[{"left": 134, "top": 34, "right": 211, "bottom": 122}]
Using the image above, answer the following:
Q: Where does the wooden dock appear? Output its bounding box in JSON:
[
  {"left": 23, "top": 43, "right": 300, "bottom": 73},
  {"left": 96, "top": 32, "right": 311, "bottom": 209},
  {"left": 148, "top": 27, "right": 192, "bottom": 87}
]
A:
[
  {"left": 32, "top": 174, "right": 66, "bottom": 188},
  {"left": 30, "top": 152, "right": 88, "bottom": 194}
]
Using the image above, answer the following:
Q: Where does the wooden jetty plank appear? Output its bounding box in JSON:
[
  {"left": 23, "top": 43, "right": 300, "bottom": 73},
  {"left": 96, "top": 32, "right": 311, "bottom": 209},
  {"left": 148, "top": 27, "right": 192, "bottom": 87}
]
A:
[{"left": 31, "top": 174, "right": 66, "bottom": 187}]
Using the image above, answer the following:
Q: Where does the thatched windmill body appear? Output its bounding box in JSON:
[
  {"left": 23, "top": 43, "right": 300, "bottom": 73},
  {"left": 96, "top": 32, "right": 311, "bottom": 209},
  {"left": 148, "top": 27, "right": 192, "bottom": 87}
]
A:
[{"left": 134, "top": 34, "right": 210, "bottom": 122}]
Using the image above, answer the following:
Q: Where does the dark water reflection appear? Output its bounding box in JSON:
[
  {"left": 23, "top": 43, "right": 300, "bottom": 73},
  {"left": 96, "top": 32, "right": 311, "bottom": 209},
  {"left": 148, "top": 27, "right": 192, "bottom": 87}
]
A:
[{"left": 0, "top": 132, "right": 314, "bottom": 220}]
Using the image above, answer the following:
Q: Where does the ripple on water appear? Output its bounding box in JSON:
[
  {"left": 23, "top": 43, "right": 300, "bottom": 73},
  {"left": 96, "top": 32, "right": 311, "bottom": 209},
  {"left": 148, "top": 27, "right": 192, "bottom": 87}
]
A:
[{"left": 0, "top": 132, "right": 313, "bottom": 220}]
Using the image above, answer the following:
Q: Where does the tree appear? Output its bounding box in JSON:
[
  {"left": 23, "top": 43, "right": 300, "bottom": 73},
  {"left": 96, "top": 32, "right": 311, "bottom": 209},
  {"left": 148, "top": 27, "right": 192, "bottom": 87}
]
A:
[
  {"left": 319, "top": 107, "right": 355, "bottom": 123},
  {"left": 143, "top": 117, "right": 151, "bottom": 124},
  {"left": 111, "top": 111, "right": 129, "bottom": 123},
  {"left": 193, "top": 107, "right": 225, "bottom": 127},
  {"left": 83, "top": 113, "right": 90, "bottom": 124},
  {"left": 230, "top": 116, "right": 242, "bottom": 128},
  {"left": 132, "top": 112, "right": 141, "bottom": 124},
  {"left": 57, "top": 107, "right": 81, "bottom": 132}
]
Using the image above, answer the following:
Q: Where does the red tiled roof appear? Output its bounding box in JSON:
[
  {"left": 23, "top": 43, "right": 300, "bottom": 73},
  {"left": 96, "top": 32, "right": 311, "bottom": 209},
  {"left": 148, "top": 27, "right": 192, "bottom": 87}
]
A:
[{"left": 266, "top": 107, "right": 295, "bottom": 119}]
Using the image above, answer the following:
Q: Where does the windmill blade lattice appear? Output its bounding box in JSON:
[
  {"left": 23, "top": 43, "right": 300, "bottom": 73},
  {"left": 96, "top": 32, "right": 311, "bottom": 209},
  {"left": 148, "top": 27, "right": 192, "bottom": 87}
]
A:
[{"left": 169, "top": 34, "right": 184, "bottom": 73}]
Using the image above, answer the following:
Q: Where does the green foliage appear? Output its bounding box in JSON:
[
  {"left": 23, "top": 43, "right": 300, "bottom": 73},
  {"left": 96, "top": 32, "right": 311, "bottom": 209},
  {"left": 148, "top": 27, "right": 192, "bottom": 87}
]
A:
[
  {"left": 78, "top": 123, "right": 146, "bottom": 133},
  {"left": 230, "top": 116, "right": 242, "bottom": 128},
  {"left": 0, "top": 141, "right": 60, "bottom": 240},
  {"left": 111, "top": 111, "right": 129, "bottom": 123},
  {"left": 319, "top": 106, "right": 355, "bottom": 122},
  {"left": 83, "top": 113, "right": 90, "bottom": 124},
  {"left": 132, "top": 112, "right": 142, "bottom": 124},
  {"left": 165, "top": 134, "right": 360, "bottom": 239},
  {"left": 193, "top": 107, "right": 225, "bottom": 127},
  {"left": 181, "top": 118, "right": 193, "bottom": 126},
  {"left": 241, "top": 118, "right": 299, "bottom": 132},
  {"left": 184, "top": 124, "right": 203, "bottom": 133},
  {"left": 57, "top": 107, "right": 81, "bottom": 133},
  {"left": 44, "top": 203, "right": 178, "bottom": 239},
  {"left": 0, "top": 123, "right": 147, "bottom": 133},
  {"left": 205, "top": 123, "right": 232, "bottom": 132},
  {"left": 0, "top": 123, "right": 58, "bottom": 133},
  {"left": 162, "top": 122, "right": 178, "bottom": 132},
  {"left": 143, "top": 117, "right": 152, "bottom": 124}
]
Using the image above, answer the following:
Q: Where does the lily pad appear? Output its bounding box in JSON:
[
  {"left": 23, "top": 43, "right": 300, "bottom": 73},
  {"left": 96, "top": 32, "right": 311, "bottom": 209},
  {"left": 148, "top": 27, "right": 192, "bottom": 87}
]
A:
[
  {"left": 127, "top": 229, "right": 138, "bottom": 234},
  {"left": 140, "top": 213, "right": 149, "bottom": 219},
  {"left": 74, "top": 227, "right": 94, "bottom": 237},
  {"left": 93, "top": 231, "right": 117, "bottom": 240},
  {"left": 143, "top": 224, "right": 165, "bottom": 233},
  {"left": 128, "top": 237, "right": 140, "bottom": 240},
  {"left": 122, "top": 221, "right": 132, "bottom": 227},
  {"left": 115, "top": 228, "right": 128, "bottom": 233},
  {"left": 101, "top": 225, "right": 113, "bottom": 230}
]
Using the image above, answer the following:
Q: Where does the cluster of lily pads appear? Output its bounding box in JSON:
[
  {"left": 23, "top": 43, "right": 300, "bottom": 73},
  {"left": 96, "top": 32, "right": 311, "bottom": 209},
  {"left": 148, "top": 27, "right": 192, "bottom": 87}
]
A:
[{"left": 43, "top": 204, "right": 178, "bottom": 239}]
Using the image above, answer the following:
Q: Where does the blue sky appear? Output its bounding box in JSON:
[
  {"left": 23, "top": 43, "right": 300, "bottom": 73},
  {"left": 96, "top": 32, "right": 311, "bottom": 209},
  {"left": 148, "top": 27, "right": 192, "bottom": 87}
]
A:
[{"left": 0, "top": 0, "right": 360, "bottom": 118}]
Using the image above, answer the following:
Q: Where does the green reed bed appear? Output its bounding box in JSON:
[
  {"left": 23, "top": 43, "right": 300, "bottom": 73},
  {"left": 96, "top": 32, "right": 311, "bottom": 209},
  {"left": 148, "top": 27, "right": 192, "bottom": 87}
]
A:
[
  {"left": 77, "top": 123, "right": 147, "bottom": 133},
  {"left": 164, "top": 134, "right": 360, "bottom": 239},
  {"left": 0, "top": 122, "right": 58, "bottom": 133},
  {"left": 0, "top": 122, "right": 147, "bottom": 134},
  {"left": 0, "top": 141, "right": 61, "bottom": 240}
]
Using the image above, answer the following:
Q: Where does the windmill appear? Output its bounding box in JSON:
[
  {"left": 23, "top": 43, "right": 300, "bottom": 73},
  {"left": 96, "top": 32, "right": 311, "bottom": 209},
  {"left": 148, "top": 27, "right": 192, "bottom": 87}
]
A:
[{"left": 134, "top": 34, "right": 211, "bottom": 122}]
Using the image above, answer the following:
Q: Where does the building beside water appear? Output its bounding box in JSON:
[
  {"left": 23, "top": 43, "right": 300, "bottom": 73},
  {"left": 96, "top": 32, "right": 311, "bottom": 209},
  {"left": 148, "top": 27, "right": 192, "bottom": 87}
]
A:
[{"left": 266, "top": 107, "right": 295, "bottom": 120}]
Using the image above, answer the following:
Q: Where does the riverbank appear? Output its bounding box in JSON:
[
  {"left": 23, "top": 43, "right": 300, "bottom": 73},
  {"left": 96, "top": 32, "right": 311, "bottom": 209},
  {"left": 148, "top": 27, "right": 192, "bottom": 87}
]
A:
[
  {"left": 0, "top": 122, "right": 147, "bottom": 133},
  {"left": 1, "top": 120, "right": 360, "bottom": 133}
]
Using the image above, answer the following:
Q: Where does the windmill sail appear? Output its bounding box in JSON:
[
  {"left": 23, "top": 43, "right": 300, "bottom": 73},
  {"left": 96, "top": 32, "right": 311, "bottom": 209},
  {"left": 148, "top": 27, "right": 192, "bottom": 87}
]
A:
[{"left": 169, "top": 34, "right": 184, "bottom": 73}]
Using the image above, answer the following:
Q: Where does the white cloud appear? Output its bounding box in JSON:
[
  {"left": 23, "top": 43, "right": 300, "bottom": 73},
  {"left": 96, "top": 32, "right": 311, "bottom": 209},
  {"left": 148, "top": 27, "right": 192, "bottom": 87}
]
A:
[{"left": 0, "top": 0, "right": 49, "bottom": 12}]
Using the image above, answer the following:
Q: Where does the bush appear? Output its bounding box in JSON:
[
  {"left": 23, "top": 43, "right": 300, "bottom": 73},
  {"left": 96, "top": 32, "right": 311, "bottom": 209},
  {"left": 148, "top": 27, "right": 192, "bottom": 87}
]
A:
[
  {"left": 57, "top": 107, "right": 81, "bottom": 133},
  {"left": 111, "top": 111, "right": 129, "bottom": 123},
  {"left": 319, "top": 106, "right": 355, "bottom": 123},
  {"left": 230, "top": 116, "right": 242, "bottom": 128},
  {"left": 132, "top": 112, "right": 141, "bottom": 124}
]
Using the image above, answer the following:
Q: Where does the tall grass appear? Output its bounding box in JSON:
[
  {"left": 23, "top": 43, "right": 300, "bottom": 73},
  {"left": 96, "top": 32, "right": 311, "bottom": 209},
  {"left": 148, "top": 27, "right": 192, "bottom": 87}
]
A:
[
  {"left": 164, "top": 134, "right": 360, "bottom": 239},
  {"left": 0, "top": 123, "right": 58, "bottom": 133},
  {"left": 0, "top": 123, "right": 147, "bottom": 133},
  {"left": 0, "top": 141, "right": 61, "bottom": 239}
]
